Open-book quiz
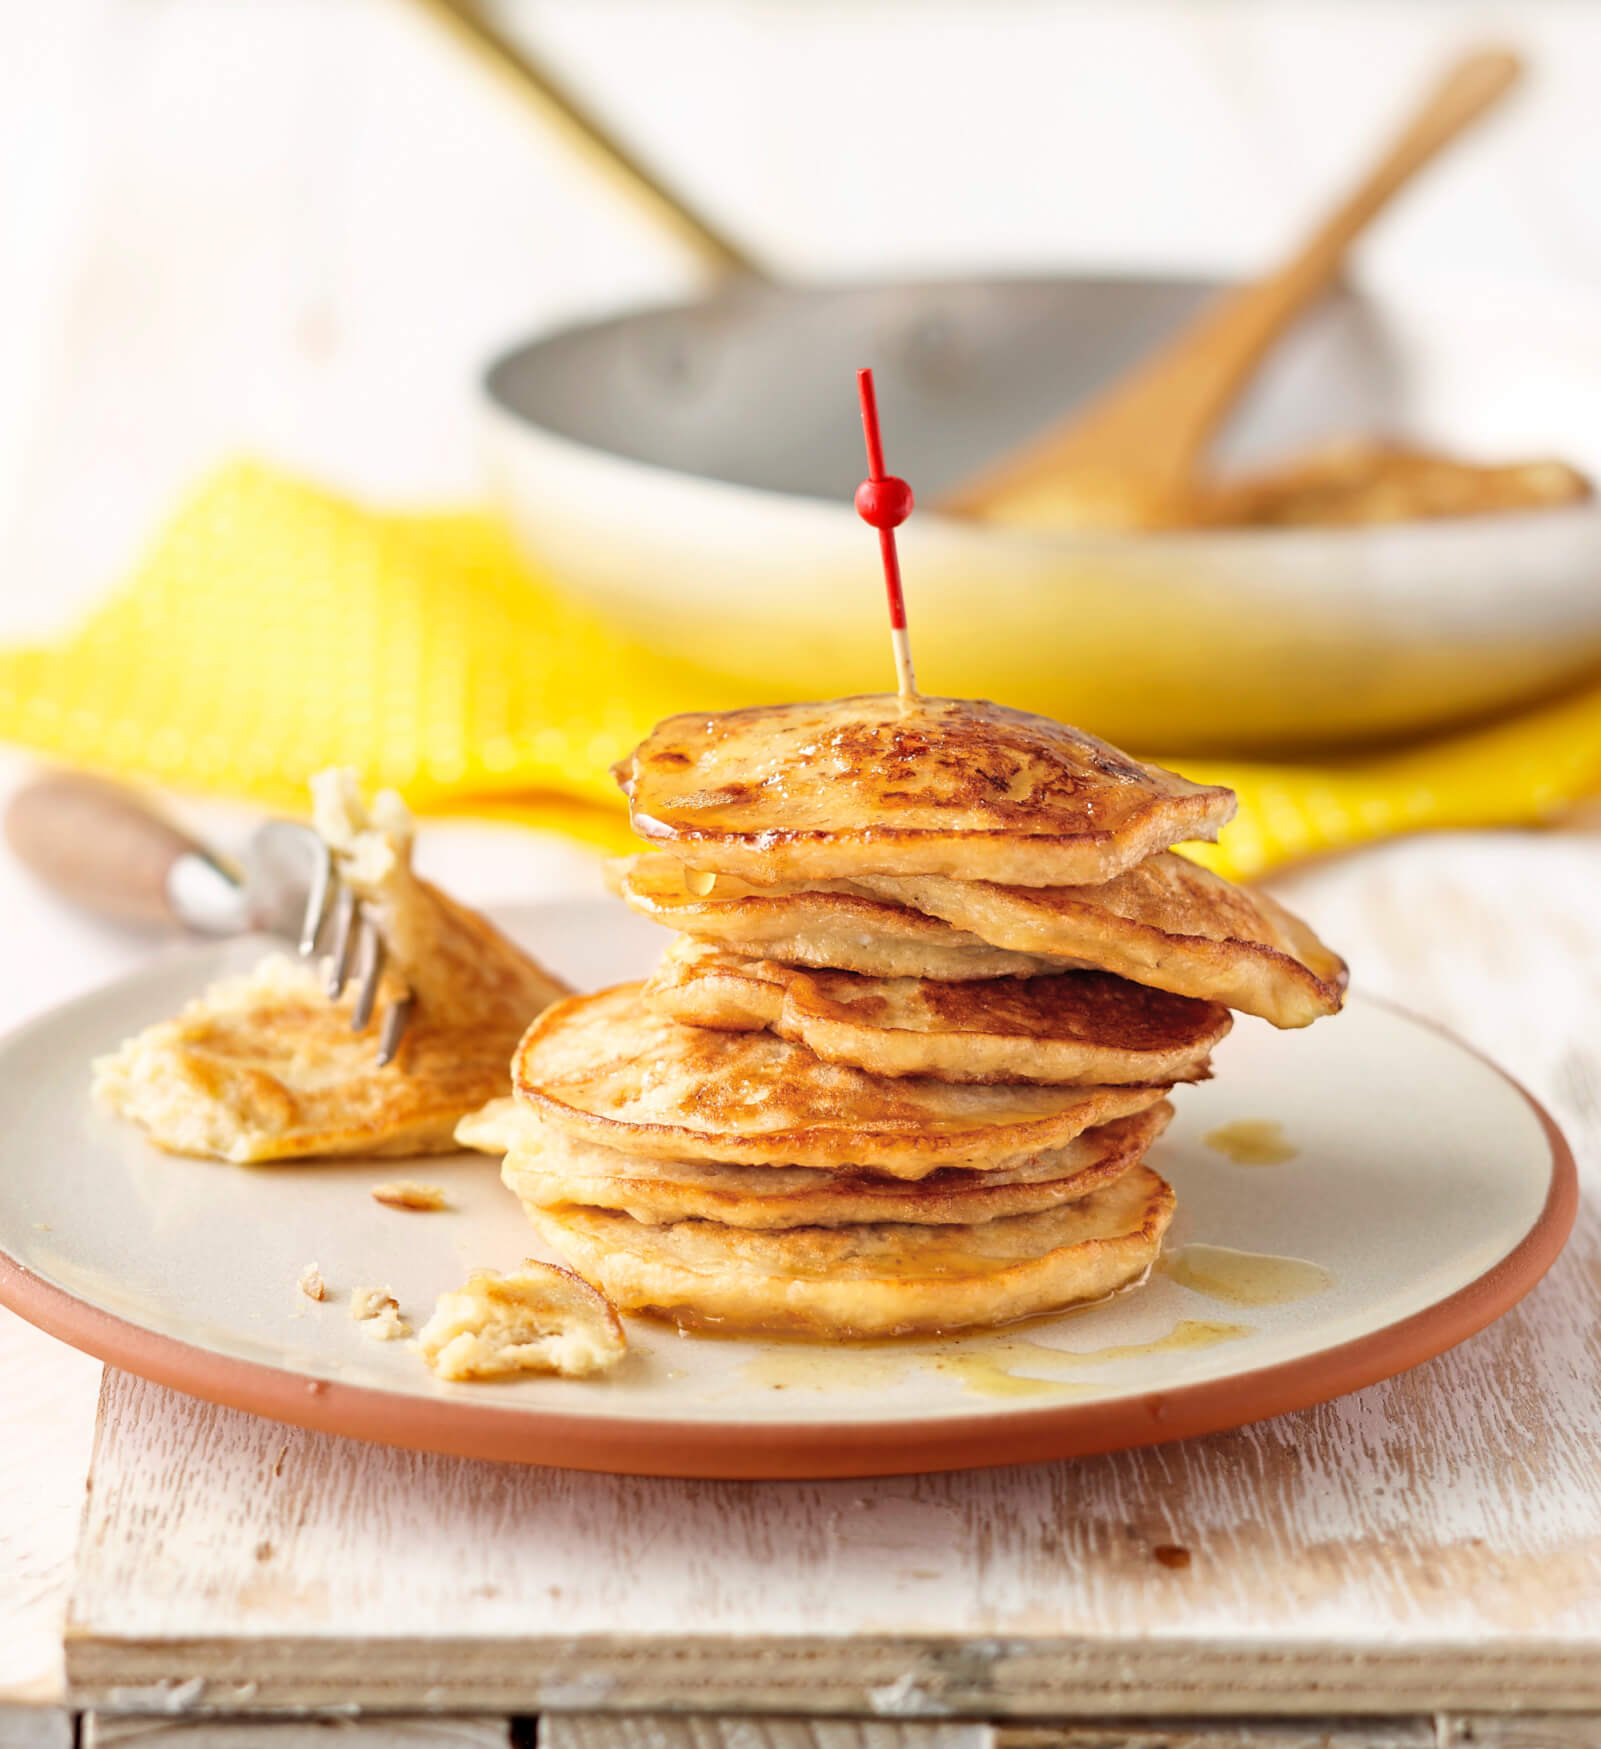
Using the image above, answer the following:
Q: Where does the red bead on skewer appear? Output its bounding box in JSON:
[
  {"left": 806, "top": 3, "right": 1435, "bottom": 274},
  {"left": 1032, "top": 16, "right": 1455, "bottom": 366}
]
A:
[{"left": 854, "top": 367, "right": 918, "bottom": 700}]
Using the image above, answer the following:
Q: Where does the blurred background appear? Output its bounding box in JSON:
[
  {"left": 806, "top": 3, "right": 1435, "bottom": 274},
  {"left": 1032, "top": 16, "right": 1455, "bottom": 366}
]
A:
[
  {"left": 4, "top": 0, "right": 1601, "bottom": 1024},
  {"left": 7, "top": 0, "right": 1601, "bottom": 616}
]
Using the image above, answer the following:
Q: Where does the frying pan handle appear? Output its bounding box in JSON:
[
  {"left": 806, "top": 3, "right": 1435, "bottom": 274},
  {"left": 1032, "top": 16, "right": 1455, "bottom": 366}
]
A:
[
  {"left": 4, "top": 771, "right": 236, "bottom": 931},
  {"left": 401, "top": 0, "right": 770, "bottom": 282}
]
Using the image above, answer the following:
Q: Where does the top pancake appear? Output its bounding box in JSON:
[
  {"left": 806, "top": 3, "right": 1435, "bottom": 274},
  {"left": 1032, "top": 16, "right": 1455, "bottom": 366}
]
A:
[
  {"left": 616, "top": 695, "right": 1236, "bottom": 886},
  {"left": 513, "top": 983, "right": 1169, "bottom": 1173}
]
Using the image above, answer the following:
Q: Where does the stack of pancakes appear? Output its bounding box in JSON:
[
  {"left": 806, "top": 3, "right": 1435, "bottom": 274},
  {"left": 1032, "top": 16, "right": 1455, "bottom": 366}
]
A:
[{"left": 491, "top": 696, "right": 1346, "bottom": 1340}]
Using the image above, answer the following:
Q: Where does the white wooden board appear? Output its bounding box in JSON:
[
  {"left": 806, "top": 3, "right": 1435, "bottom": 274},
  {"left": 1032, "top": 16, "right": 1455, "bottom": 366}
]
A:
[{"left": 60, "top": 836, "right": 1601, "bottom": 1718}]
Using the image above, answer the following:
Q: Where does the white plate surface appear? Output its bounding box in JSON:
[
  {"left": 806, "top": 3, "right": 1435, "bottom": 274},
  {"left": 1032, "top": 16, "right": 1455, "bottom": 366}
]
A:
[{"left": 0, "top": 899, "right": 1567, "bottom": 1452}]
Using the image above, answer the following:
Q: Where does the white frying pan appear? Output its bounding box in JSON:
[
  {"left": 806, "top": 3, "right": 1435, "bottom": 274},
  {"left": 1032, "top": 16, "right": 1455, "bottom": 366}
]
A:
[{"left": 420, "top": 2, "right": 1601, "bottom": 753}]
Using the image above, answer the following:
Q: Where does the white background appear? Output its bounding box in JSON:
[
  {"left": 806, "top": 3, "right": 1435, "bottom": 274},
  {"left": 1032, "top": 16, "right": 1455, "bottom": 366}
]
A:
[{"left": 4, "top": 1, "right": 1601, "bottom": 636}]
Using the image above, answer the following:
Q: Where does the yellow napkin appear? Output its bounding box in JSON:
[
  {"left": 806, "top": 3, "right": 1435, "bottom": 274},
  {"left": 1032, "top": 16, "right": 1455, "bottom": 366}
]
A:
[{"left": 2, "top": 459, "right": 1599, "bottom": 880}]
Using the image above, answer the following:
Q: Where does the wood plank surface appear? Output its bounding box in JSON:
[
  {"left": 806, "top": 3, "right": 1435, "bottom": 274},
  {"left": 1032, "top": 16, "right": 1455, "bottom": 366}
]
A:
[
  {"left": 0, "top": 1707, "right": 74, "bottom": 1749},
  {"left": 542, "top": 1721, "right": 984, "bottom": 1749},
  {"left": 62, "top": 835, "right": 1601, "bottom": 1718},
  {"left": 0, "top": 1300, "right": 102, "bottom": 1707},
  {"left": 83, "top": 1717, "right": 515, "bottom": 1747}
]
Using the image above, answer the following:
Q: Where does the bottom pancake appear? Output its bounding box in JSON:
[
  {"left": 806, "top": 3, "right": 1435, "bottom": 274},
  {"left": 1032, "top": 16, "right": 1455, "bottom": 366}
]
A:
[
  {"left": 496, "top": 1102, "right": 1171, "bottom": 1228},
  {"left": 521, "top": 1162, "right": 1175, "bottom": 1338}
]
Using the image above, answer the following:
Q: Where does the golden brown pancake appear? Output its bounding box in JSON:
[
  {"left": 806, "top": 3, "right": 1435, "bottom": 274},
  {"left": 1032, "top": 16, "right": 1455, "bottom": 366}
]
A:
[
  {"left": 525, "top": 1161, "right": 1176, "bottom": 1338},
  {"left": 94, "top": 772, "right": 569, "bottom": 1162},
  {"left": 512, "top": 984, "right": 1169, "bottom": 1175},
  {"left": 617, "top": 695, "right": 1235, "bottom": 887},
  {"left": 643, "top": 938, "right": 1229, "bottom": 1085},
  {"left": 853, "top": 854, "right": 1347, "bottom": 1029},
  {"left": 611, "top": 854, "right": 1059, "bottom": 979},
  {"left": 472, "top": 1098, "right": 1169, "bottom": 1228},
  {"left": 614, "top": 851, "right": 1344, "bottom": 1028}
]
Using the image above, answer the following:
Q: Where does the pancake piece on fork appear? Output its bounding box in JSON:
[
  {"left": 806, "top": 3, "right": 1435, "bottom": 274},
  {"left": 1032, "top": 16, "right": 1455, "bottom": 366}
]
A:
[
  {"left": 643, "top": 937, "right": 1229, "bottom": 1085},
  {"left": 93, "top": 771, "right": 569, "bottom": 1162},
  {"left": 617, "top": 695, "right": 1235, "bottom": 887}
]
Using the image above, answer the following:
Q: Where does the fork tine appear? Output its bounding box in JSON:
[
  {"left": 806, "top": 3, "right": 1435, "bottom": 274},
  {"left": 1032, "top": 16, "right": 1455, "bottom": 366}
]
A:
[
  {"left": 351, "top": 913, "right": 385, "bottom": 1032},
  {"left": 376, "top": 994, "right": 414, "bottom": 1068},
  {"left": 298, "top": 846, "right": 333, "bottom": 958},
  {"left": 326, "top": 883, "right": 358, "bottom": 999}
]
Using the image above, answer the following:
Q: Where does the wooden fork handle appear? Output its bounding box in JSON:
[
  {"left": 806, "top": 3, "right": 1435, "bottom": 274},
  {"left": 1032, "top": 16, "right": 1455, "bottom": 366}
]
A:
[{"left": 4, "top": 771, "right": 217, "bottom": 928}]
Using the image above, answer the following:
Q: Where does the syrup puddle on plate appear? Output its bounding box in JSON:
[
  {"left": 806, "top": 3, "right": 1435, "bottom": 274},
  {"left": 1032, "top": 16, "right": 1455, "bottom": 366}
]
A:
[
  {"left": 1204, "top": 1119, "right": 1298, "bottom": 1165},
  {"left": 926, "top": 1353, "right": 1092, "bottom": 1399},
  {"left": 740, "top": 1317, "right": 1253, "bottom": 1400},
  {"left": 1160, "top": 1243, "right": 1334, "bottom": 1307}
]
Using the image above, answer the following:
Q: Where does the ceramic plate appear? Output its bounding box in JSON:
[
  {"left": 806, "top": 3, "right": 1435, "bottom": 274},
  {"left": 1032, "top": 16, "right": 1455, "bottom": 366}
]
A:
[{"left": 0, "top": 899, "right": 1575, "bottom": 1479}]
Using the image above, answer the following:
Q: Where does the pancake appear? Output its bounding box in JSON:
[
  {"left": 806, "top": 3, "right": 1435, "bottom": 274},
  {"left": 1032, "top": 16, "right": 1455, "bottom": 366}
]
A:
[
  {"left": 614, "top": 851, "right": 1345, "bottom": 1027},
  {"left": 477, "top": 1099, "right": 1170, "bottom": 1227},
  {"left": 513, "top": 984, "right": 1170, "bottom": 1174},
  {"left": 417, "top": 1260, "right": 626, "bottom": 1380},
  {"left": 643, "top": 938, "right": 1229, "bottom": 1085},
  {"left": 617, "top": 695, "right": 1235, "bottom": 886},
  {"left": 524, "top": 1161, "right": 1176, "bottom": 1338},
  {"left": 93, "top": 772, "right": 569, "bottom": 1162},
  {"left": 853, "top": 854, "right": 1347, "bottom": 1028},
  {"left": 612, "top": 854, "right": 1060, "bottom": 980}
]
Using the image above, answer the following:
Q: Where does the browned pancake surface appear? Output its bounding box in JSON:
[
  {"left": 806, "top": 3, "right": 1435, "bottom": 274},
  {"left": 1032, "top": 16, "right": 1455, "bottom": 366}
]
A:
[
  {"left": 617, "top": 695, "right": 1235, "bottom": 885},
  {"left": 513, "top": 983, "right": 1169, "bottom": 1173},
  {"left": 859, "top": 852, "right": 1347, "bottom": 1028},
  {"left": 644, "top": 938, "right": 1228, "bottom": 1084},
  {"left": 486, "top": 1100, "right": 1171, "bottom": 1228}
]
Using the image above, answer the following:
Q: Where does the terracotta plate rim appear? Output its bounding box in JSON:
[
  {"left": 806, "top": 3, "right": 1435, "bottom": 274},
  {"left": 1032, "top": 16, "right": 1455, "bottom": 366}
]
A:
[{"left": 0, "top": 994, "right": 1576, "bottom": 1479}]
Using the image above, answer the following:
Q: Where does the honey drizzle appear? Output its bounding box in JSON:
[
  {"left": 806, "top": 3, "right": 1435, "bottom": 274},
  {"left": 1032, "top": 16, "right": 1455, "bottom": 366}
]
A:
[
  {"left": 740, "top": 1317, "right": 1252, "bottom": 1398},
  {"left": 1204, "top": 1119, "right": 1298, "bottom": 1165},
  {"left": 1160, "top": 1243, "right": 1333, "bottom": 1307}
]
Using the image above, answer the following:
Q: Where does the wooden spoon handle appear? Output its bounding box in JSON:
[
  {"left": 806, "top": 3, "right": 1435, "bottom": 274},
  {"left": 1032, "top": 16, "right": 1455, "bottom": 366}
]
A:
[
  {"left": 1254, "top": 48, "right": 1523, "bottom": 326},
  {"left": 942, "top": 47, "right": 1524, "bottom": 521},
  {"left": 4, "top": 771, "right": 217, "bottom": 929}
]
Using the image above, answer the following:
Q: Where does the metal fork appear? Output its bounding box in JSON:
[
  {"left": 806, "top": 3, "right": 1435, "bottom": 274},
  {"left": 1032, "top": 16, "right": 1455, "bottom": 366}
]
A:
[
  {"left": 259, "top": 822, "right": 415, "bottom": 1066},
  {"left": 3, "top": 777, "right": 413, "bottom": 1067}
]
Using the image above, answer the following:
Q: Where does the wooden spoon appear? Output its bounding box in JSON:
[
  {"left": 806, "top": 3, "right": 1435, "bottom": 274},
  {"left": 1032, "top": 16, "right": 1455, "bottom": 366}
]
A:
[{"left": 938, "top": 47, "right": 1524, "bottom": 531}]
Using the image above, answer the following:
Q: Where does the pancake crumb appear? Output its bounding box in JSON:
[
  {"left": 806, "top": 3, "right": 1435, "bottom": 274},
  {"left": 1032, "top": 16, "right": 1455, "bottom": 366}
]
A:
[
  {"left": 418, "top": 1260, "right": 626, "bottom": 1381},
  {"left": 371, "top": 1180, "right": 450, "bottom": 1212},
  {"left": 349, "top": 1284, "right": 411, "bottom": 1340},
  {"left": 297, "top": 1263, "right": 327, "bottom": 1302}
]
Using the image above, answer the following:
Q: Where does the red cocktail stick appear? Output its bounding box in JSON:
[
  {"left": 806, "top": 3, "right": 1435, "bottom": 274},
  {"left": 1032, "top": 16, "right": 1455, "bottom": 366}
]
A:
[{"left": 854, "top": 368, "right": 918, "bottom": 700}]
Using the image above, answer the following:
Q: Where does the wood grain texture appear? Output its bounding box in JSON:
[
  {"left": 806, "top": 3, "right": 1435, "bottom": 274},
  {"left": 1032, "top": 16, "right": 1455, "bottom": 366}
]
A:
[
  {"left": 0, "top": 1304, "right": 101, "bottom": 1706},
  {"left": 995, "top": 1729, "right": 1437, "bottom": 1749},
  {"left": 544, "top": 1719, "right": 1449, "bottom": 1749},
  {"left": 1440, "top": 1722, "right": 1601, "bottom": 1747},
  {"left": 84, "top": 1716, "right": 514, "bottom": 1746},
  {"left": 63, "top": 833, "right": 1601, "bottom": 1719},
  {"left": 542, "top": 1720, "right": 984, "bottom": 1749},
  {"left": 0, "top": 1708, "right": 73, "bottom": 1749}
]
